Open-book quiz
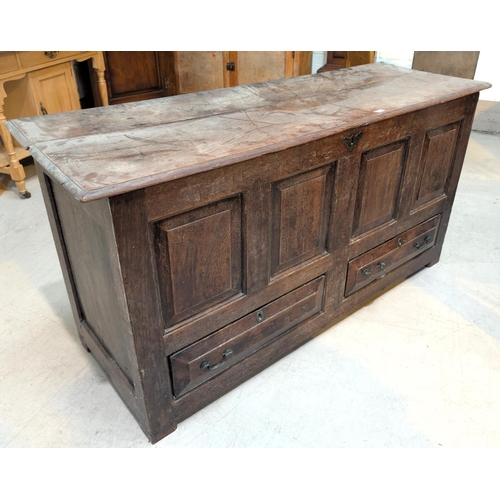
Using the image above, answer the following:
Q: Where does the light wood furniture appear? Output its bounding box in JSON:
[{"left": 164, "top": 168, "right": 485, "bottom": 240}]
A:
[
  {"left": 0, "top": 51, "right": 108, "bottom": 198},
  {"left": 175, "top": 51, "right": 312, "bottom": 94},
  {"left": 100, "top": 52, "right": 312, "bottom": 106},
  {"left": 412, "top": 51, "right": 480, "bottom": 79},
  {"left": 7, "top": 64, "right": 490, "bottom": 443},
  {"left": 317, "top": 51, "right": 375, "bottom": 72}
]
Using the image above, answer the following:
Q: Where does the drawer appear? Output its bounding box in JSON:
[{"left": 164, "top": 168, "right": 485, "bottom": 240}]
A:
[
  {"left": 0, "top": 52, "right": 20, "bottom": 74},
  {"left": 345, "top": 214, "right": 441, "bottom": 296},
  {"left": 170, "top": 275, "right": 325, "bottom": 397},
  {"left": 18, "top": 51, "right": 81, "bottom": 69}
]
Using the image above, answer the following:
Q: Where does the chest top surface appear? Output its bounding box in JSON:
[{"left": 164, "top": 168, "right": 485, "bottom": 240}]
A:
[{"left": 6, "top": 63, "right": 490, "bottom": 202}]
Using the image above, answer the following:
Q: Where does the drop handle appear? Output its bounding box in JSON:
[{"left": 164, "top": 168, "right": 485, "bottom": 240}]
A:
[
  {"left": 200, "top": 349, "right": 233, "bottom": 371},
  {"left": 40, "top": 102, "right": 48, "bottom": 115},
  {"left": 362, "top": 261, "right": 387, "bottom": 280},
  {"left": 414, "top": 235, "right": 432, "bottom": 250}
]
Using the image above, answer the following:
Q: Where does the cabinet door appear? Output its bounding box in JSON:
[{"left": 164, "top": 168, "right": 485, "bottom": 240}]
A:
[
  {"left": 175, "top": 52, "right": 313, "bottom": 94},
  {"left": 103, "top": 51, "right": 176, "bottom": 104},
  {"left": 176, "top": 51, "right": 226, "bottom": 94},
  {"left": 29, "top": 62, "right": 81, "bottom": 115},
  {"left": 236, "top": 51, "right": 287, "bottom": 85},
  {"left": 233, "top": 51, "right": 312, "bottom": 86}
]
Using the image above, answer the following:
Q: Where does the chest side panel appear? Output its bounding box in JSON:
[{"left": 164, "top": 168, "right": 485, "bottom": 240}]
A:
[{"left": 48, "top": 177, "right": 136, "bottom": 386}]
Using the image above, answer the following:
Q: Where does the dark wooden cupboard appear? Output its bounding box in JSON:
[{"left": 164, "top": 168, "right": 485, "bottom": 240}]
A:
[
  {"left": 103, "top": 51, "right": 177, "bottom": 104},
  {"left": 103, "top": 51, "right": 312, "bottom": 103},
  {"left": 6, "top": 64, "right": 490, "bottom": 443}
]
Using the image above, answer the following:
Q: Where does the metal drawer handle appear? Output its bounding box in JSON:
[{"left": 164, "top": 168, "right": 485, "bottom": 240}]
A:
[
  {"left": 414, "top": 235, "right": 432, "bottom": 250},
  {"left": 342, "top": 131, "right": 363, "bottom": 150},
  {"left": 200, "top": 349, "right": 233, "bottom": 371},
  {"left": 40, "top": 102, "right": 48, "bottom": 115},
  {"left": 362, "top": 261, "right": 386, "bottom": 280},
  {"left": 44, "top": 51, "right": 59, "bottom": 59}
]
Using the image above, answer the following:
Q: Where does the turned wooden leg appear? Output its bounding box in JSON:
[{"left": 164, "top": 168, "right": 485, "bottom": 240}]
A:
[
  {"left": 96, "top": 70, "right": 108, "bottom": 106},
  {"left": 91, "top": 52, "right": 109, "bottom": 106},
  {"left": 0, "top": 99, "right": 30, "bottom": 199}
]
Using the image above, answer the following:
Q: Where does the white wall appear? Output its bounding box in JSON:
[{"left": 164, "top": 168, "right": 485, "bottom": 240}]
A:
[
  {"left": 474, "top": 51, "right": 500, "bottom": 102},
  {"left": 312, "top": 51, "right": 327, "bottom": 73},
  {"left": 375, "top": 51, "right": 414, "bottom": 69}
]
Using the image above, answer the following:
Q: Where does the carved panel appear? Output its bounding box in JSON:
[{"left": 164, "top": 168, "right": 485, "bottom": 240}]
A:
[
  {"left": 154, "top": 197, "right": 242, "bottom": 328},
  {"left": 412, "top": 121, "right": 461, "bottom": 210},
  {"left": 271, "top": 164, "right": 334, "bottom": 277},
  {"left": 352, "top": 140, "right": 407, "bottom": 238}
]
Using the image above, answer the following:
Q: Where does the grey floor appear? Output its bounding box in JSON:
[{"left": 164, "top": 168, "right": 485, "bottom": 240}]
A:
[{"left": 1, "top": 131, "right": 499, "bottom": 448}]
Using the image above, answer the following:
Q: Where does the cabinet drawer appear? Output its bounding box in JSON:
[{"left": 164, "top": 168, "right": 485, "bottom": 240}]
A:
[
  {"left": 18, "top": 51, "right": 81, "bottom": 69},
  {"left": 345, "top": 214, "right": 441, "bottom": 296},
  {"left": 170, "top": 275, "right": 325, "bottom": 397},
  {"left": 0, "top": 52, "right": 20, "bottom": 74}
]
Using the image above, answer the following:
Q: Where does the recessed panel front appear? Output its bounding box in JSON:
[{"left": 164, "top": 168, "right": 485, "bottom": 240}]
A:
[
  {"left": 411, "top": 121, "right": 461, "bottom": 211},
  {"left": 352, "top": 140, "right": 407, "bottom": 238},
  {"left": 271, "top": 164, "right": 334, "bottom": 277},
  {"left": 153, "top": 196, "right": 242, "bottom": 328}
]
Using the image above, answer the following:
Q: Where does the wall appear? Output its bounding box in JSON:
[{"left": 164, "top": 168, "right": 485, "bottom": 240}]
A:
[{"left": 312, "top": 51, "right": 327, "bottom": 73}]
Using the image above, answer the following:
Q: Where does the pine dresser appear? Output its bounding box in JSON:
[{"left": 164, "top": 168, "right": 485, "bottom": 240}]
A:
[{"left": 6, "top": 63, "right": 491, "bottom": 443}]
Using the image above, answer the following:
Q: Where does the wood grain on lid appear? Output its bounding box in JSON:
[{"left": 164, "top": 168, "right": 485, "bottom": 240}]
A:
[{"left": 6, "top": 63, "right": 491, "bottom": 202}]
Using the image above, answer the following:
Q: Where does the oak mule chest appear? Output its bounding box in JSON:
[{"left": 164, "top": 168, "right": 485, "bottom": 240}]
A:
[{"left": 7, "top": 64, "right": 490, "bottom": 443}]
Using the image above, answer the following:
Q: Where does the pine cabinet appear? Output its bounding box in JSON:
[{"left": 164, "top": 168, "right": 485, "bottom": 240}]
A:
[
  {"left": 175, "top": 51, "right": 312, "bottom": 94},
  {"left": 0, "top": 51, "right": 108, "bottom": 198},
  {"left": 4, "top": 62, "right": 81, "bottom": 122}
]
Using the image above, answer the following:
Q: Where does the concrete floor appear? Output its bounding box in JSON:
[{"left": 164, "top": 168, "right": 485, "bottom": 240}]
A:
[{"left": 1, "top": 131, "right": 499, "bottom": 448}]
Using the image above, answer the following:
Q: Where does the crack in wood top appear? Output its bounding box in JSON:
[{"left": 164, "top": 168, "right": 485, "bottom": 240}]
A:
[{"left": 6, "top": 64, "right": 491, "bottom": 202}]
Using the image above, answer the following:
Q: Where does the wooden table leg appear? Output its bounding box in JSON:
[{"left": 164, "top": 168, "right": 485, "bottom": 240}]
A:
[
  {"left": 0, "top": 85, "right": 30, "bottom": 198},
  {"left": 92, "top": 52, "right": 109, "bottom": 106}
]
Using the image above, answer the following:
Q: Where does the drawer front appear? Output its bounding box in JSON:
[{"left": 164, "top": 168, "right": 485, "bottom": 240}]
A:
[
  {"left": 18, "top": 51, "right": 81, "bottom": 69},
  {"left": 345, "top": 214, "right": 441, "bottom": 296},
  {"left": 0, "top": 52, "right": 20, "bottom": 74},
  {"left": 170, "top": 275, "right": 325, "bottom": 397}
]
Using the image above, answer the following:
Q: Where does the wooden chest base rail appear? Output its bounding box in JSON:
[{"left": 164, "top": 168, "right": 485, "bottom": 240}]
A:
[{"left": 7, "top": 64, "right": 490, "bottom": 443}]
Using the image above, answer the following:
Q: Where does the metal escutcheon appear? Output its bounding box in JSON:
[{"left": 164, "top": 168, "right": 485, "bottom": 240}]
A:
[
  {"left": 44, "top": 51, "right": 59, "bottom": 59},
  {"left": 342, "top": 131, "right": 363, "bottom": 150},
  {"left": 256, "top": 309, "right": 264, "bottom": 323}
]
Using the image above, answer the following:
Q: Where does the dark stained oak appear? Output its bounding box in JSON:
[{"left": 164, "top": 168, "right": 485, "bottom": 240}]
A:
[
  {"left": 6, "top": 64, "right": 490, "bottom": 443},
  {"left": 412, "top": 122, "right": 460, "bottom": 210},
  {"left": 345, "top": 214, "right": 441, "bottom": 296},
  {"left": 153, "top": 197, "right": 242, "bottom": 328},
  {"left": 103, "top": 51, "right": 177, "bottom": 104},
  {"left": 271, "top": 165, "right": 334, "bottom": 276},
  {"left": 352, "top": 140, "right": 407, "bottom": 237},
  {"left": 170, "top": 276, "right": 325, "bottom": 397},
  {"left": 6, "top": 64, "right": 490, "bottom": 202}
]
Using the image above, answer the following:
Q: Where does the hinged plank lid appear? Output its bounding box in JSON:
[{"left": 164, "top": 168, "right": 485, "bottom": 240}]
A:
[{"left": 6, "top": 63, "right": 491, "bottom": 202}]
